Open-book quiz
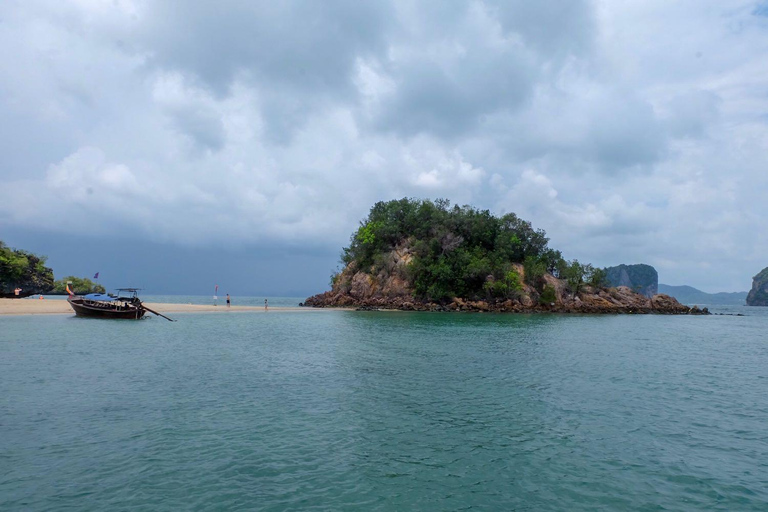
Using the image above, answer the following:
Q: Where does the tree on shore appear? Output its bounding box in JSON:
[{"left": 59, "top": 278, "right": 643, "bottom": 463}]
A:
[
  {"left": 52, "top": 276, "right": 106, "bottom": 295},
  {"left": 0, "top": 241, "right": 54, "bottom": 297}
]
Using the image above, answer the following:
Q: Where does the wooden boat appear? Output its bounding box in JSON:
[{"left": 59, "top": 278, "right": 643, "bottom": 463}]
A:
[
  {"left": 67, "top": 288, "right": 146, "bottom": 319},
  {"left": 66, "top": 288, "right": 174, "bottom": 321}
]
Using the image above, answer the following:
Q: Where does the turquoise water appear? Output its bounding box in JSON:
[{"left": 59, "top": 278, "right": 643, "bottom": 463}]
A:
[{"left": 1, "top": 306, "right": 767, "bottom": 510}]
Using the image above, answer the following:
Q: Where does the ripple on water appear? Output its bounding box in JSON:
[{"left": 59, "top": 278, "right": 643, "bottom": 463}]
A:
[{"left": 1, "top": 310, "right": 768, "bottom": 510}]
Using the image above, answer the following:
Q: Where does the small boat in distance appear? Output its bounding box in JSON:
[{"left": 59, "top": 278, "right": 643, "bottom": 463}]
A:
[{"left": 67, "top": 288, "right": 174, "bottom": 321}]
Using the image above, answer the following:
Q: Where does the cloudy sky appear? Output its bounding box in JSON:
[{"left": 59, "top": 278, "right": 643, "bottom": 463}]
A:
[{"left": 2, "top": 0, "right": 768, "bottom": 295}]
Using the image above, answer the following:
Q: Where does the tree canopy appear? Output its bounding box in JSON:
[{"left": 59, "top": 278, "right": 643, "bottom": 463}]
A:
[
  {"left": 52, "top": 276, "right": 105, "bottom": 295},
  {"left": 0, "top": 241, "right": 54, "bottom": 296},
  {"left": 341, "top": 198, "right": 604, "bottom": 301}
]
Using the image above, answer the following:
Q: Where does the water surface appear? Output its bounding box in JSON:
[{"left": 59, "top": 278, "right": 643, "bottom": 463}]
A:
[{"left": 1, "top": 307, "right": 767, "bottom": 510}]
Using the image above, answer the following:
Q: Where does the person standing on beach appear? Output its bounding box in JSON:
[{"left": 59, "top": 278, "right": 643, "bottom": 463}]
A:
[
  {"left": 226, "top": 294, "right": 231, "bottom": 307},
  {"left": 264, "top": 298, "right": 268, "bottom": 311}
]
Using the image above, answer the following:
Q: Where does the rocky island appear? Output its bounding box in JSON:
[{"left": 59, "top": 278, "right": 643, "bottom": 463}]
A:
[
  {"left": 305, "top": 199, "right": 708, "bottom": 315},
  {"left": 746, "top": 267, "right": 768, "bottom": 306}
]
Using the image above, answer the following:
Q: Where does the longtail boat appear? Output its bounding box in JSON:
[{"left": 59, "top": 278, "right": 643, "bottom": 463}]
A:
[{"left": 67, "top": 288, "right": 174, "bottom": 321}]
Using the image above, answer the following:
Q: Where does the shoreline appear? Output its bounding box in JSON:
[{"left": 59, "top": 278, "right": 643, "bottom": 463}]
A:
[{"left": 0, "top": 298, "right": 351, "bottom": 316}]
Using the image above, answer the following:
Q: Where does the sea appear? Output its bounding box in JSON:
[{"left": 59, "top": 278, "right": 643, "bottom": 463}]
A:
[{"left": 1, "top": 298, "right": 767, "bottom": 511}]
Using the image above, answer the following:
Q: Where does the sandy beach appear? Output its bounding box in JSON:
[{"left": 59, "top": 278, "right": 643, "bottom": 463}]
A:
[{"left": 0, "top": 298, "right": 335, "bottom": 316}]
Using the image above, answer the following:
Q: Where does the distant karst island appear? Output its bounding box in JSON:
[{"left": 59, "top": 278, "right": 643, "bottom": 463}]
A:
[
  {"left": 304, "top": 199, "right": 708, "bottom": 315},
  {"left": 746, "top": 267, "right": 768, "bottom": 306}
]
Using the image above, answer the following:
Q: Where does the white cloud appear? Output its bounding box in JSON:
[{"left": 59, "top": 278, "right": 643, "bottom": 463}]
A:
[{"left": 2, "top": 0, "right": 768, "bottom": 291}]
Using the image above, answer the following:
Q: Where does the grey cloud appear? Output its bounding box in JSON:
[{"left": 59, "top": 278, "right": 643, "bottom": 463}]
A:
[
  {"left": 133, "top": 1, "right": 395, "bottom": 144},
  {"left": 2, "top": 1, "right": 768, "bottom": 292},
  {"left": 489, "top": 86, "right": 668, "bottom": 173},
  {"left": 371, "top": 1, "right": 594, "bottom": 138},
  {"left": 169, "top": 106, "right": 226, "bottom": 152},
  {"left": 584, "top": 95, "right": 667, "bottom": 168},
  {"left": 663, "top": 90, "right": 721, "bottom": 138},
  {"left": 375, "top": 53, "right": 534, "bottom": 138},
  {"left": 486, "top": 0, "right": 595, "bottom": 58},
  {"left": 138, "top": 1, "right": 393, "bottom": 95}
]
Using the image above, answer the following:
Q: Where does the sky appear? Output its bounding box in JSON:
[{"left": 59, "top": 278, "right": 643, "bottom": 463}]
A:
[{"left": 2, "top": 0, "right": 768, "bottom": 295}]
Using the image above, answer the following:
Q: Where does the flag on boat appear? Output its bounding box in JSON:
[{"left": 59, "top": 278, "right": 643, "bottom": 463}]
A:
[
  {"left": 66, "top": 283, "right": 74, "bottom": 296},
  {"left": 93, "top": 272, "right": 99, "bottom": 279}
]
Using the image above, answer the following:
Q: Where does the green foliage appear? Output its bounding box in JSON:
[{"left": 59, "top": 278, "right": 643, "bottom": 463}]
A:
[
  {"left": 341, "top": 198, "right": 561, "bottom": 301},
  {"left": 560, "top": 259, "right": 589, "bottom": 294},
  {"left": 0, "top": 241, "right": 30, "bottom": 282},
  {"left": 52, "top": 276, "right": 106, "bottom": 295},
  {"left": 329, "top": 269, "right": 341, "bottom": 288},
  {"left": 523, "top": 255, "right": 546, "bottom": 286},
  {"left": 484, "top": 268, "right": 524, "bottom": 299},
  {"left": 340, "top": 198, "right": 604, "bottom": 302},
  {"left": 559, "top": 260, "right": 607, "bottom": 294},
  {"left": 0, "top": 241, "right": 54, "bottom": 294},
  {"left": 588, "top": 267, "right": 608, "bottom": 289},
  {"left": 539, "top": 284, "right": 557, "bottom": 305}
]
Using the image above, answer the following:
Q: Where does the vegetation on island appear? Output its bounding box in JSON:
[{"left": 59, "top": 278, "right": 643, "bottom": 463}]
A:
[
  {"left": 0, "top": 241, "right": 54, "bottom": 297},
  {"left": 339, "top": 198, "right": 606, "bottom": 302},
  {"left": 51, "top": 276, "right": 106, "bottom": 295}
]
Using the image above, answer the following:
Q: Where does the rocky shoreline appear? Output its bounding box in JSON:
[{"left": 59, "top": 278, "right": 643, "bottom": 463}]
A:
[{"left": 304, "top": 285, "right": 710, "bottom": 315}]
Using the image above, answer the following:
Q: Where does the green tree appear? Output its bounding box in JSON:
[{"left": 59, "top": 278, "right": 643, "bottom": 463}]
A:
[
  {"left": 587, "top": 267, "right": 608, "bottom": 289},
  {"left": 560, "top": 260, "right": 591, "bottom": 294},
  {"left": 539, "top": 284, "right": 557, "bottom": 305},
  {"left": 338, "top": 198, "right": 599, "bottom": 302},
  {"left": 52, "top": 276, "right": 105, "bottom": 295},
  {"left": 0, "top": 241, "right": 54, "bottom": 296},
  {"left": 523, "top": 255, "right": 547, "bottom": 286}
]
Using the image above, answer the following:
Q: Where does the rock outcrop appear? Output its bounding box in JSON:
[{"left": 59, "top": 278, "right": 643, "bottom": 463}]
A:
[
  {"left": 605, "top": 264, "right": 658, "bottom": 298},
  {"left": 306, "top": 249, "right": 708, "bottom": 315},
  {"left": 746, "top": 267, "right": 768, "bottom": 306}
]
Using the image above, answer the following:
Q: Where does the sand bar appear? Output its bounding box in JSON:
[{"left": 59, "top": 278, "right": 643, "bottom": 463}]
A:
[{"left": 0, "top": 298, "right": 342, "bottom": 316}]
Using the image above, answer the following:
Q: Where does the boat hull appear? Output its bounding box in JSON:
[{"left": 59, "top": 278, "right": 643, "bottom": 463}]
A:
[{"left": 67, "top": 297, "right": 146, "bottom": 319}]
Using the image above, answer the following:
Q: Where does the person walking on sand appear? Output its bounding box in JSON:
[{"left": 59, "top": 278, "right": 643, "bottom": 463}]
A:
[
  {"left": 226, "top": 294, "right": 231, "bottom": 307},
  {"left": 264, "top": 298, "right": 268, "bottom": 311}
]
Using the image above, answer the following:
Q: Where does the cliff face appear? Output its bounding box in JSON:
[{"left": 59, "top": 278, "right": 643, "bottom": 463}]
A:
[
  {"left": 306, "top": 248, "right": 707, "bottom": 315},
  {"left": 746, "top": 267, "right": 768, "bottom": 306},
  {"left": 605, "top": 264, "right": 658, "bottom": 298}
]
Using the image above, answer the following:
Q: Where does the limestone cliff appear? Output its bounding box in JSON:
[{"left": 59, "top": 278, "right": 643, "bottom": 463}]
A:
[
  {"left": 605, "top": 264, "right": 658, "bottom": 298},
  {"left": 746, "top": 267, "right": 768, "bottom": 306}
]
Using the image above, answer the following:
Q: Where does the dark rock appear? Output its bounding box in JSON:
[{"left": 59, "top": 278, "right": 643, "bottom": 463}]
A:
[{"left": 746, "top": 267, "right": 768, "bottom": 306}]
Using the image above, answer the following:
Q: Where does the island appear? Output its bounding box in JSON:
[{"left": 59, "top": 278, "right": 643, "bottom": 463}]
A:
[
  {"left": 0, "top": 241, "right": 54, "bottom": 298},
  {"left": 305, "top": 199, "right": 708, "bottom": 315},
  {"left": 605, "top": 264, "right": 658, "bottom": 298},
  {"left": 746, "top": 267, "right": 768, "bottom": 306}
]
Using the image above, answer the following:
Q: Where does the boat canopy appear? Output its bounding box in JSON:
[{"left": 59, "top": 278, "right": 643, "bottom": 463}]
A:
[{"left": 83, "top": 293, "right": 116, "bottom": 301}]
